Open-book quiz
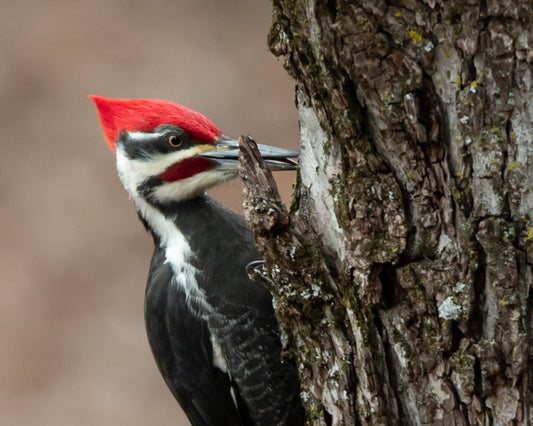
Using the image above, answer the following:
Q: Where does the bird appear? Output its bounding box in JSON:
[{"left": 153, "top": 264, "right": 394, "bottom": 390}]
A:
[{"left": 90, "top": 96, "right": 305, "bottom": 426}]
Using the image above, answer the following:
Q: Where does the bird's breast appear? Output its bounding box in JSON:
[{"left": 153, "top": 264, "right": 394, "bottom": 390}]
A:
[{"left": 136, "top": 195, "right": 214, "bottom": 318}]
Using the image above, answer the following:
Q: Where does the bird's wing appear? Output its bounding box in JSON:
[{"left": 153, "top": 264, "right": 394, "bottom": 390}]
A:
[
  {"left": 145, "top": 248, "right": 253, "bottom": 426},
  {"left": 206, "top": 272, "right": 305, "bottom": 426},
  {"left": 183, "top": 197, "right": 305, "bottom": 425}
]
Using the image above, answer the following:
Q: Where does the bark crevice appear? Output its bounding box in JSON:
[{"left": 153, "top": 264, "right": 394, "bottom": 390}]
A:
[{"left": 239, "top": 1, "right": 533, "bottom": 424}]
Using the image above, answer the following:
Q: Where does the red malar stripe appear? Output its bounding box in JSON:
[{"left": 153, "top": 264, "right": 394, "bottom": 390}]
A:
[{"left": 159, "top": 157, "right": 214, "bottom": 182}]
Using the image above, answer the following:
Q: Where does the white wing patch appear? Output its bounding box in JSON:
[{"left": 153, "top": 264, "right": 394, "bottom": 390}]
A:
[
  {"left": 210, "top": 334, "right": 240, "bottom": 411},
  {"left": 210, "top": 334, "right": 229, "bottom": 373}
]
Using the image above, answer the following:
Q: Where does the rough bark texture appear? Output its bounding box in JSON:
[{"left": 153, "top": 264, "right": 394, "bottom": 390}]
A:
[{"left": 240, "top": 1, "right": 533, "bottom": 425}]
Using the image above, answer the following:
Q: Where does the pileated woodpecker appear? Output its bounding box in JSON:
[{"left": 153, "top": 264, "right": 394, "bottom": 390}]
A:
[{"left": 90, "top": 96, "right": 305, "bottom": 426}]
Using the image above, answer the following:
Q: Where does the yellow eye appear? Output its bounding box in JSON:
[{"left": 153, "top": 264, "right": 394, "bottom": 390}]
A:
[{"left": 168, "top": 135, "right": 183, "bottom": 147}]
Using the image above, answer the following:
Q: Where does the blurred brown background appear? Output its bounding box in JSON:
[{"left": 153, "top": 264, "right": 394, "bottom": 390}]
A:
[{"left": 0, "top": 1, "right": 298, "bottom": 424}]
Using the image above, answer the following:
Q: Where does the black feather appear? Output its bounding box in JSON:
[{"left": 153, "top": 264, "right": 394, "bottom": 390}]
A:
[{"left": 143, "top": 195, "right": 305, "bottom": 426}]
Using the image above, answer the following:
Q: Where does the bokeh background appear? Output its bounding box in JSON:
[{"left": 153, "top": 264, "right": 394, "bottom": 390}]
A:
[{"left": 0, "top": 1, "right": 298, "bottom": 424}]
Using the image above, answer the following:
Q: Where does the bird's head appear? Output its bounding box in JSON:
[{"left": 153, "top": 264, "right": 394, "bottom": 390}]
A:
[{"left": 90, "top": 96, "right": 297, "bottom": 206}]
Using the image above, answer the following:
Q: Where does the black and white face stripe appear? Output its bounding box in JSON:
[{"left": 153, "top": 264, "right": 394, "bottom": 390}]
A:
[
  {"left": 115, "top": 125, "right": 238, "bottom": 206},
  {"left": 118, "top": 125, "right": 195, "bottom": 160}
]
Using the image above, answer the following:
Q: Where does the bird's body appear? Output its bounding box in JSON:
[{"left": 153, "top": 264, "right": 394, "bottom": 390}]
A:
[{"left": 91, "top": 96, "right": 305, "bottom": 426}]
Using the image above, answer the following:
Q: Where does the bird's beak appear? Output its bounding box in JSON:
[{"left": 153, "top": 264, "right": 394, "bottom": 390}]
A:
[{"left": 197, "top": 136, "right": 298, "bottom": 171}]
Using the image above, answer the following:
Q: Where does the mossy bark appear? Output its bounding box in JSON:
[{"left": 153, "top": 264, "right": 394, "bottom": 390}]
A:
[{"left": 240, "top": 1, "right": 533, "bottom": 424}]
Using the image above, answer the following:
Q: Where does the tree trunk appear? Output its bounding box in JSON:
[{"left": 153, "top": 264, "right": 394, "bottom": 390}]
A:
[{"left": 239, "top": 1, "right": 533, "bottom": 424}]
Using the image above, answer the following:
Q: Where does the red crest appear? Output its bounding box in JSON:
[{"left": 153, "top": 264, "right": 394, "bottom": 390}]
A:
[{"left": 90, "top": 96, "right": 221, "bottom": 150}]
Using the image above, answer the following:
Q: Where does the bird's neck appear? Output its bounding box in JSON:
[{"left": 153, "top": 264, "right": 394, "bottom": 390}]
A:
[
  {"left": 135, "top": 194, "right": 219, "bottom": 317},
  {"left": 134, "top": 195, "right": 207, "bottom": 244},
  {"left": 134, "top": 192, "right": 249, "bottom": 260}
]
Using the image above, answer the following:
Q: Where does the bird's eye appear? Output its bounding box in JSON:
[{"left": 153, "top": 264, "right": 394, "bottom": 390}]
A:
[{"left": 168, "top": 135, "right": 183, "bottom": 148}]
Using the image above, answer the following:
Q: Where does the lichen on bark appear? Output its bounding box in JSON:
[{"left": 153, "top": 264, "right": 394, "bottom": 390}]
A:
[{"left": 241, "top": 1, "right": 533, "bottom": 424}]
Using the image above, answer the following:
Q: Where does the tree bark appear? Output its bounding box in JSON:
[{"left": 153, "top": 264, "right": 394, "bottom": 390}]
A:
[{"left": 240, "top": 1, "right": 533, "bottom": 424}]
